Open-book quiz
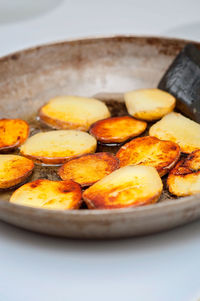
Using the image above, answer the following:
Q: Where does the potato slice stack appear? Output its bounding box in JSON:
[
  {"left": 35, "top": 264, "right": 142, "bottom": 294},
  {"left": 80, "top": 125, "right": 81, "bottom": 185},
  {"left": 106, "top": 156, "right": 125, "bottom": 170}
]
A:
[{"left": 0, "top": 119, "right": 33, "bottom": 190}]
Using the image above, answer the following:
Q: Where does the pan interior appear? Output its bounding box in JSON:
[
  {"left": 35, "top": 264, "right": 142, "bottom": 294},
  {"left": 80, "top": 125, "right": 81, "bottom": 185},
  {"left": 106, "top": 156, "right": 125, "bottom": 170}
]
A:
[{"left": 0, "top": 36, "right": 187, "bottom": 206}]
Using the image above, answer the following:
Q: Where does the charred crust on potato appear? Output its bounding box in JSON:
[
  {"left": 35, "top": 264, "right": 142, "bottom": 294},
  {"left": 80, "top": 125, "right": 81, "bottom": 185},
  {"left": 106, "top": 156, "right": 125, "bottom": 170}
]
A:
[
  {"left": 0, "top": 155, "right": 34, "bottom": 190},
  {"left": 10, "top": 179, "right": 82, "bottom": 210},
  {"left": 83, "top": 165, "right": 163, "bottom": 209},
  {"left": 116, "top": 136, "right": 180, "bottom": 176},
  {"left": 58, "top": 152, "right": 119, "bottom": 187},
  {"left": 167, "top": 150, "right": 200, "bottom": 196},
  {"left": 0, "top": 119, "right": 29, "bottom": 152},
  {"left": 89, "top": 116, "right": 147, "bottom": 144}
]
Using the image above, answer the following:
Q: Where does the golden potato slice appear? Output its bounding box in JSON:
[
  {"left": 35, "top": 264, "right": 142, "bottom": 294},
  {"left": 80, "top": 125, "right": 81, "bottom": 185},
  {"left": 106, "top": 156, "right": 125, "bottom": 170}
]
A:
[
  {"left": 0, "top": 119, "right": 29, "bottom": 152},
  {"left": 149, "top": 112, "right": 200, "bottom": 153},
  {"left": 0, "top": 155, "right": 34, "bottom": 189},
  {"left": 83, "top": 165, "right": 163, "bottom": 209},
  {"left": 58, "top": 152, "right": 119, "bottom": 187},
  {"left": 184, "top": 150, "right": 200, "bottom": 170},
  {"left": 10, "top": 179, "right": 82, "bottom": 210},
  {"left": 124, "top": 88, "right": 175, "bottom": 121},
  {"left": 116, "top": 136, "right": 180, "bottom": 176},
  {"left": 167, "top": 151, "right": 200, "bottom": 196},
  {"left": 89, "top": 116, "right": 147, "bottom": 144},
  {"left": 20, "top": 130, "right": 97, "bottom": 165},
  {"left": 39, "top": 95, "right": 111, "bottom": 131}
]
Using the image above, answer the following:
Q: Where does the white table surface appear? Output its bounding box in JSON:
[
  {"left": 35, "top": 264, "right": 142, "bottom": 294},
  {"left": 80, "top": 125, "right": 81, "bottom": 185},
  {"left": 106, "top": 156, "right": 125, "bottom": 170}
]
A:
[{"left": 1, "top": 1, "right": 200, "bottom": 300}]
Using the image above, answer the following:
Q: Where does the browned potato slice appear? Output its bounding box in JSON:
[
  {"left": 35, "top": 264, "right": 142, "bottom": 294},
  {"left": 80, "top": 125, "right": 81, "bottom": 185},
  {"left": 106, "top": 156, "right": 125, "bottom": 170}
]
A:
[
  {"left": 39, "top": 95, "right": 111, "bottom": 131},
  {"left": 167, "top": 150, "right": 200, "bottom": 196},
  {"left": 20, "top": 130, "right": 97, "bottom": 165},
  {"left": 89, "top": 116, "right": 147, "bottom": 144},
  {"left": 10, "top": 179, "right": 82, "bottom": 210},
  {"left": 124, "top": 89, "right": 175, "bottom": 121},
  {"left": 116, "top": 136, "right": 180, "bottom": 176},
  {"left": 184, "top": 150, "right": 200, "bottom": 170},
  {"left": 0, "top": 119, "right": 29, "bottom": 152},
  {"left": 83, "top": 165, "right": 163, "bottom": 209},
  {"left": 0, "top": 155, "right": 34, "bottom": 189},
  {"left": 58, "top": 152, "right": 119, "bottom": 187},
  {"left": 149, "top": 112, "right": 200, "bottom": 153}
]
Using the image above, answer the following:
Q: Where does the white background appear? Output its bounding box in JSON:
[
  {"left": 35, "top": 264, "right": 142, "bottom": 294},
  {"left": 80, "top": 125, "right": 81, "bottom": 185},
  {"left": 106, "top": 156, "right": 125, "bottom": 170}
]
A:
[{"left": 0, "top": 1, "right": 200, "bottom": 300}]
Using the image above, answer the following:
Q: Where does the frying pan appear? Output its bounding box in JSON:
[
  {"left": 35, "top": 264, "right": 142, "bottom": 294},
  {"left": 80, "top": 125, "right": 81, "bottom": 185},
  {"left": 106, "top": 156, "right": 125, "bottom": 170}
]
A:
[{"left": 0, "top": 35, "right": 199, "bottom": 238}]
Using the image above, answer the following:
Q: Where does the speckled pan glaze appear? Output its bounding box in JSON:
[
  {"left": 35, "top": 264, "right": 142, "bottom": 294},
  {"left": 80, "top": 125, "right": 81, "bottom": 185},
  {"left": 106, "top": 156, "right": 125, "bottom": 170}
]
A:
[{"left": 0, "top": 36, "right": 200, "bottom": 239}]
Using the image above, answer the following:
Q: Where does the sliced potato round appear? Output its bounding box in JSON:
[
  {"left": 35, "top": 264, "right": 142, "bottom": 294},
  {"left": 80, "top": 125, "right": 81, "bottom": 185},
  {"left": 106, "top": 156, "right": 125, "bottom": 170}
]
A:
[
  {"left": 149, "top": 112, "right": 200, "bottom": 153},
  {"left": 10, "top": 179, "right": 82, "bottom": 210},
  {"left": 83, "top": 165, "right": 163, "bottom": 209},
  {"left": 0, "top": 119, "right": 29, "bottom": 152},
  {"left": 116, "top": 136, "right": 180, "bottom": 176},
  {"left": 0, "top": 155, "right": 34, "bottom": 189},
  {"left": 39, "top": 95, "right": 111, "bottom": 131},
  {"left": 124, "top": 88, "right": 175, "bottom": 121},
  {"left": 184, "top": 150, "right": 200, "bottom": 170},
  {"left": 20, "top": 130, "right": 97, "bottom": 165},
  {"left": 167, "top": 151, "right": 200, "bottom": 196},
  {"left": 89, "top": 116, "right": 147, "bottom": 144},
  {"left": 59, "top": 152, "right": 119, "bottom": 187}
]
